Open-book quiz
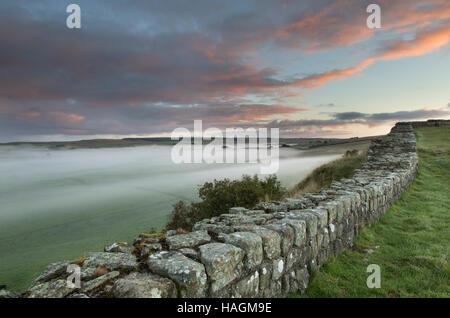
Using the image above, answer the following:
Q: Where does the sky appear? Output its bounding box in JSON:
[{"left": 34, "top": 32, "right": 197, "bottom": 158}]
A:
[{"left": 0, "top": 0, "right": 449, "bottom": 142}]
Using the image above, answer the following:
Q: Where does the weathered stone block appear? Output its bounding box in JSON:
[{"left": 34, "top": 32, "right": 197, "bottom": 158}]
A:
[
  {"left": 285, "top": 247, "right": 302, "bottom": 270},
  {"left": 166, "top": 230, "right": 211, "bottom": 250},
  {"left": 279, "top": 218, "right": 306, "bottom": 247},
  {"left": 222, "top": 232, "right": 263, "bottom": 269},
  {"left": 81, "top": 252, "right": 138, "bottom": 280},
  {"left": 264, "top": 223, "right": 294, "bottom": 256},
  {"left": 233, "top": 271, "right": 259, "bottom": 298},
  {"left": 82, "top": 271, "right": 119, "bottom": 293},
  {"left": 104, "top": 242, "right": 133, "bottom": 254},
  {"left": 289, "top": 211, "right": 318, "bottom": 239},
  {"left": 28, "top": 279, "right": 74, "bottom": 298},
  {"left": 112, "top": 272, "right": 177, "bottom": 298},
  {"left": 199, "top": 243, "right": 244, "bottom": 293},
  {"left": 29, "top": 260, "right": 70, "bottom": 288},
  {"left": 147, "top": 251, "right": 207, "bottom": 297},
  {"left": 295, "top": 267, "right": 310, "bottom": 293},
  {"left": 329, "top": 223, "right": 337, "bottom": 241},
  {"left": 309, "top": 208, "right": 328, "bottom": 228},
  {"left": 272, "top": 258, "right": 285, "bottom": 280},
  {"left": 245, "top": 226, "right": 281, "bottom": 260}
]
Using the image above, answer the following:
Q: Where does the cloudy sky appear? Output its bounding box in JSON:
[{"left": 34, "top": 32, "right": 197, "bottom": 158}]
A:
[{"left": 0, "top": 0, "right": 449, "bottom": 141}]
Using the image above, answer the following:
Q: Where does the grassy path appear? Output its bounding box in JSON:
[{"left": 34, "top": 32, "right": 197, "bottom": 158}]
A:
[{"left": 294, "top": 126, "right": 450, "bottom": 297}]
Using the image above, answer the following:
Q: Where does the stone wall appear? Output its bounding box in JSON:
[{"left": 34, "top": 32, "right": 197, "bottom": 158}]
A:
[
  {"left": 3, "top": 121, "right": 425, "bottom": 298},
  {"left": 405, "top": 119, "right": 450, "bottom": 128}
]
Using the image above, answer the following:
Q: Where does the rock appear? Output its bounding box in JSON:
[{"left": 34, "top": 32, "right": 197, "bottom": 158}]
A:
[
  {"left": 244, "top": 226, "right": 281, "bottom": 260},
  {"left": 166, "top": 230, "right": 211, "bottom": 250},
  {"left": 264, "top": 223, "right": 294, "bottom": 256},
  {"left": 104, "top": 242, "right": 134, "bottom": 254},
  {"left": 133, "top": 233, "right": 162, "bottom": 246},
  {"left": 29, "top": 260, "right": 70, "bottom": 288},
  {"left": 81, "top": 271, "right": 120, "bottom": 293},
  {"left": 233, "top": 271, "right": 259, "bottom": 297},
  {"left": 277, "top": 218, "right": 306, "bottom": 247},
  {"left": 199, "top": 243, "right": 245, "bottom": 292},
  {"left": 229, "top": 207, "right": 248, "bottom": 214},
  {"left": 140, "top": 243, "right": 163, "bottom": 257},
  {"left": 363, "top": 248, "right": 374, "bottom": 254},
  {"left": 272, "top": 258, "right": 285, "bottom": 280},
  {"left": 178, "top": 248, "right": 200, "bottom": 261},
  {"left": 147, "top": 251, "right": 207, "bottom": 298},
  {"left": 81, "top": 252, "right": 138, "bottom": 280},
  {"left": 309, "top": 208, "right": 328, "bottom": 228},
  {"left": 0, "top": 289, "right": 20, "bottom": 298},
  {"left": 27, "top": 279, "right": 74, "bottom": 298},
  {"left": 112, "top": 272, "right": 177, "bottom": 298},
  {"left": 295, "top": 267, "right": 310, "bottom": 293},
  {"left": 221, "top": 232, "right": 263, "bottom": 269},
  {"left": 286, "top": 248, "right": 302, "bottom": 270},
  {"left": 258, "top": 263, "right": 272, "bottom": 297},
  {"left": 321, "top": 202, "right": 338, "bottom": 224},
  {"left": 289, "top": 211, "right": 318, "bottom": 239},
  {"left": 166, "top": 230, "right": 178, "bottom": 237}
]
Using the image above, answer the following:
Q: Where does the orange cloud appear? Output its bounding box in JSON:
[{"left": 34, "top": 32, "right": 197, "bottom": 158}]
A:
[
  {"left": 49, "top": 112, "right": 85, "bottom": 126},
  {"left": 277, "top": 0, "right": 450, "bottom": 52},
  {"left": 288, "top": 21, "right": 450, "bottom": 89}
]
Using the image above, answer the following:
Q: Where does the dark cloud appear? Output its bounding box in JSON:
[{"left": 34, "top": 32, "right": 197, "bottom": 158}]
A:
[
  {"left": 334, "top": 108, "right": 450, "bottom": 123},
  {"left": 333, "top": 112, "right": 367, "bottom": 120},
  {"left": 0, "top": 1, "right": 449, "bottom": 140}
]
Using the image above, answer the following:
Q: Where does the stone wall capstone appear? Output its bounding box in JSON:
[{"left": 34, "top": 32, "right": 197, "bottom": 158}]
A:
[{"left": 7, "top": 121, "right": 439, "bottom": 298}]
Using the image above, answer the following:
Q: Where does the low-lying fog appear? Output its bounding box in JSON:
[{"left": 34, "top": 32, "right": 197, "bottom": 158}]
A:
[{"left": 0, "top": 145, "right": 340, "bottom": 291}]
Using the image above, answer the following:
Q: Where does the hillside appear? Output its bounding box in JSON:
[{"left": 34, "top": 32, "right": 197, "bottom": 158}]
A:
[{"left": 295, "top": 126, "right": 450, "bottom": 297}]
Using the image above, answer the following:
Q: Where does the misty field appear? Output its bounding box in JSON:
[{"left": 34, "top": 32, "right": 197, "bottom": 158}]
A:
[{"left": 0, "top": 145, "right": 341, "bottom": 292}]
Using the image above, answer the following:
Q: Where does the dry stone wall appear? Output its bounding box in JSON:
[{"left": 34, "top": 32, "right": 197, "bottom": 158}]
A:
[{"left": 3, "top": 122, "right": 424, "bottom": 298}]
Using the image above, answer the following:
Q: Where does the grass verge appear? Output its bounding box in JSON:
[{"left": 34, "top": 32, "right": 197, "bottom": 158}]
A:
[
  {"left": 287, "top": 150, "right": 367, "bottom": 197},
  {"left": 290, "top": 126, "right": 450, "bottom": 297}
]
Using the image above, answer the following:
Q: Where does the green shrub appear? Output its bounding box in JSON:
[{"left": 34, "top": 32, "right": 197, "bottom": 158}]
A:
[{"left": 166, "top": 174, "right": 286, "bottom": 231}]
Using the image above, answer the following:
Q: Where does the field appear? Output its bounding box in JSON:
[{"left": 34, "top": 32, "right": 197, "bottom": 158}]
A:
[{"left": 292, "top": 126, "right": 450, "bottom": 297}]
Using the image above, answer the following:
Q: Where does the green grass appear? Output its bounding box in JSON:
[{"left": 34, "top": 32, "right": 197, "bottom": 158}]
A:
[
  {"left": 291, "top": 126, "right": 450, "bottom": 297},
  {"left": 288, "top": 150, "right": 367, "bottom": 197}
]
